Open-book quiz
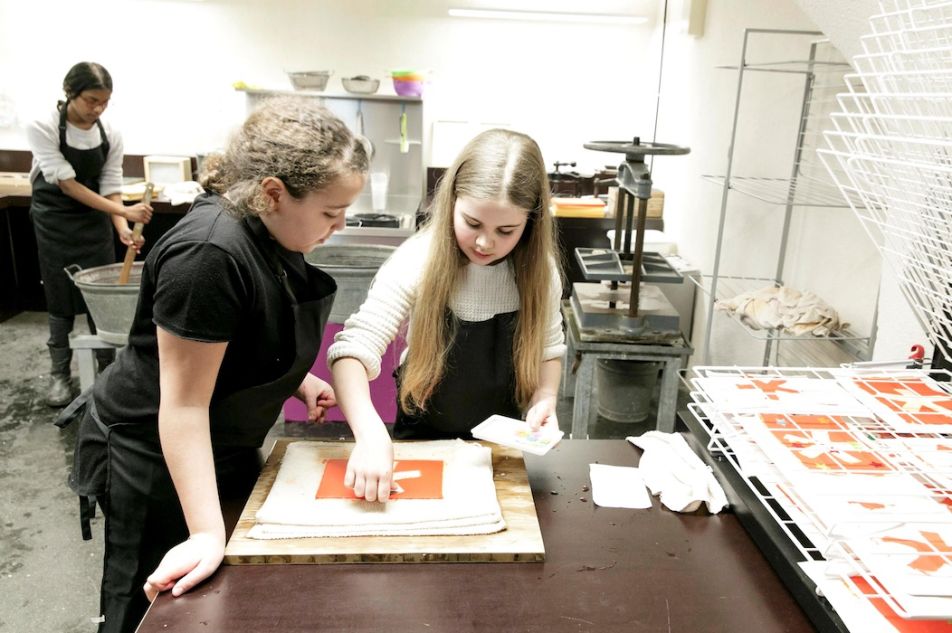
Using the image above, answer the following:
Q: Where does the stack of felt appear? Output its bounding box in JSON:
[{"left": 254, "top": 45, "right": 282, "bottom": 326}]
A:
[{"left": 249, "top": 440, "right": 505, "bottom": 539}]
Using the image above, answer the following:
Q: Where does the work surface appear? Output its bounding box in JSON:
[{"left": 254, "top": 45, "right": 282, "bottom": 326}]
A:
[
  {"left": 224, "top": 440, "right": 545, "bottom": 563},
  {"left": 138, "top": 439, "right": 815, "bottom": 633}
]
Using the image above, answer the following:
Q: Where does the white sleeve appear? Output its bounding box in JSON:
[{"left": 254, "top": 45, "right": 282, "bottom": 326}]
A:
[
  {"left": 326, "top": 234, "right": 428, "bottom": 379},
  {"left": 543, "top": 257, "right": 567, "bottom": 361},
  {"left": 98, "top": 124, "right": 124, "bottom": 197},
  {"left": 25, "top": 117, "right": 76, "bottom": 185}
]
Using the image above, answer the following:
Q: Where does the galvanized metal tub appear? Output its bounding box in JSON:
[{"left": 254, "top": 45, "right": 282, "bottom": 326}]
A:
[{"left": 65, "top": 263, "right": 143, "bottom": 346}]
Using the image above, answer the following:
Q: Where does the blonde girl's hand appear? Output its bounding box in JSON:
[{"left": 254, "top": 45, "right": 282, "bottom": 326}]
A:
[
  {"left": 344, "top": 430, "right": 393, "bottom": 503},
  {"left": 142, "top": 531, "right": 225, "bottom": 602},
  {"left": 123, "top": 201, "right": 154, "bottom": 224},
  {"left": 295, "top": 373, "right": 337, "bottom": 422},
  {"left": 525, "top": 390, "right": 559, "bottom": 431}
]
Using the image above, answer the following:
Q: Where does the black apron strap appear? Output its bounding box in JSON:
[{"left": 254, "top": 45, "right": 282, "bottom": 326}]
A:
[{"left": 79, "top": 495, "right": 97, "bottom": 541}]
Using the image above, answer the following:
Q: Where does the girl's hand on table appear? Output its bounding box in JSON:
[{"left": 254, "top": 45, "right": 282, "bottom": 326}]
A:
[{"left": 143, "top": 531, "right": 225, "bottom": 601}]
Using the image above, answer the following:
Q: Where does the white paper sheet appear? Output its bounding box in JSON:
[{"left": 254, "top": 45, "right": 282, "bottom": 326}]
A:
[{"left": 589, "top": 464, "right": 652, "bottom": 509}]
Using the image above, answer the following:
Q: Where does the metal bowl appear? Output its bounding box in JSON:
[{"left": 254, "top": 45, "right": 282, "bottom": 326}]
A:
[
  {"left": 342, "top": 76, "right": 380, "bottom": 95},
  {"left": 287, "top": 71, "right": 332, "bottom": 91}
]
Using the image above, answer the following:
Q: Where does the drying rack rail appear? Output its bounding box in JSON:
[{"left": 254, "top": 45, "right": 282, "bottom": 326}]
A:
[{"left": 683, "top": 365, "right": 952, "bottom": 631}]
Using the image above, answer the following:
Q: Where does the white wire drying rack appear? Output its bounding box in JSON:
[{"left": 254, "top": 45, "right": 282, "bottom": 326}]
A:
[
  {"left": 686, "top": 364, "right": 952, "bottom": 626},
  {"left": 819, "top": 0, "right": 952, "bottom": 358}
]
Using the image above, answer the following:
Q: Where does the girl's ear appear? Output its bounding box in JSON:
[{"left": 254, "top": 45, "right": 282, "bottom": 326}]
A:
[{"left": 260, "top": 176, "right": 284, "bottom": 209}]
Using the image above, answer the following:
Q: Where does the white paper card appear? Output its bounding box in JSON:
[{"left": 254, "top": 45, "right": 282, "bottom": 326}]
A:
[
  {"left": 589, "top": 464, "right": 652, "bottom": 509},
  {"left": 471, "top": 414, "right": 564, "bottom": 456}
]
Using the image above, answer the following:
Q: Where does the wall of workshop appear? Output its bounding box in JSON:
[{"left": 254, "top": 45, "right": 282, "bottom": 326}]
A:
[
  {"left": 652, "top": 0, "right": 886, "bottom": 367},
  {"left": 0, "top": 0, "right": 659, "bottom": 172},
  {"left": 0, "top": 0, "right": 919, "bottom": 367}
]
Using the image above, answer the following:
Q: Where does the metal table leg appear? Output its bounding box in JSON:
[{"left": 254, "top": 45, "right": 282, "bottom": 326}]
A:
[
  {"left": 571, "top": 354, "right": 596, "bottom": 439},
  {"left": 655, "top": 356, "right": 683, "bottom": 432}
]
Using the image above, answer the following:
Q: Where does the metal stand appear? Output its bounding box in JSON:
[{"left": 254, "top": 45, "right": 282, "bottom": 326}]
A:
[
  {"left": 561, "top": 303, "right": 691, "bottom": 438},
  {"left": 69, "top": 334, "right": 122, "bottom": 390}
]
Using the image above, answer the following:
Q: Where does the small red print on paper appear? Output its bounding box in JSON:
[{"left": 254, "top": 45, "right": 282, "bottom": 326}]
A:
[{"left": 315, "top": 459, "right": 444, "bottom": 500}]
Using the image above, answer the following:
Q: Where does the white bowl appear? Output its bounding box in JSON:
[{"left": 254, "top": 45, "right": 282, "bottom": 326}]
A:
[{"left": 287, "top": 71, "right": 332, "bottom": 91}]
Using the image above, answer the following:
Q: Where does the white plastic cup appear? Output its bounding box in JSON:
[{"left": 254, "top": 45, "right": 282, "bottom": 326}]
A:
[{"left": 371, "top": 172, "right": 389, "bottom": 211}]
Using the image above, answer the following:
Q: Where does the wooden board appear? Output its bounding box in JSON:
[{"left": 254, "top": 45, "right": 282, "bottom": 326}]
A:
[{"left": 224, "top": 439, "right": 545, "bottom": 564}]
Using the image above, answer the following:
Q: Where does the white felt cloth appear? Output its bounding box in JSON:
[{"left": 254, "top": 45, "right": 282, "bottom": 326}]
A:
[
  {"left": 715, "top": 285, "right": 848, "bottom": 336},
  {"left": 249, "top": 439, "right": 505, "bottom": 539},
  {"left": 627, "top": 432, "right": 728, "bottom": 514}
]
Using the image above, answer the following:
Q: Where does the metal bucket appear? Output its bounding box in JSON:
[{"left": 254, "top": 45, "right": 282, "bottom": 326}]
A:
[
  {"left": 595, "top": 359, "right": 660, "bottom": 423},
  {"left": 65, "top": 263, "right": 143, "bottom": 346},
  {"left": 305, "top": 244, "right": 396, "bottom": 323}
]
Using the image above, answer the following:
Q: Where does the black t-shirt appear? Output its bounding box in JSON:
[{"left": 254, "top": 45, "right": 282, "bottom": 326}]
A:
[{"left": 93, "top": 193, "right": 314, "bottom": 431}]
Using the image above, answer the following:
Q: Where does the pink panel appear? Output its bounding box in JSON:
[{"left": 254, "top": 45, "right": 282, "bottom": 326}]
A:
[{"left": 283, "top": 323, "right": 404, "bottom": 424}]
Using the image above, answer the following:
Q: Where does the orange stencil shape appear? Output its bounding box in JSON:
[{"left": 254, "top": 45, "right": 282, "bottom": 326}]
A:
[
  {"left": 316, "top": 459, "right": 444, "bottom": 500},
  {"left": 737, "top": 379, "right": 798, "bottom": 399},
  {"left": 881, "top": 531, "right": 952, "bottom": 574},
  {"left": 760, "top": 413, "right": 849, "bottom": 431},
  {"left": 771, "top": 429, "right": 891, "bottom": 473},
  {"left": 856, "top": 379, "right": 952, "bottom": 426},
  {"left": 850, "top": 501, "right": 887, "bottom": 510},
  {"left": 849, "top": 576, "right": 952, "bottom": 631}
]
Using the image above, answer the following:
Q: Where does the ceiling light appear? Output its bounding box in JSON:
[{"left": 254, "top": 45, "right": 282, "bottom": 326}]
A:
[{"left": 448, "top": 8, "right": 649, "bottom": 25}]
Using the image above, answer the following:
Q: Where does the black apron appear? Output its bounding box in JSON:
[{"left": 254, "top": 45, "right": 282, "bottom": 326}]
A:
[
  {"left": 62, "top": 233, "right": 335, "bottom": 633},
  {"left": 30, "top": 105, "right": 115, "bottom": 317},
  {"left": 393, "top": 311, "right": 521, "bottom": 439}
]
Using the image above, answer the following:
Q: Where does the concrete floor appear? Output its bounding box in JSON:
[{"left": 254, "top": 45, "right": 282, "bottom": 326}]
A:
[{"left": 0, "top": 310, "right": 661, "bottom": 633}]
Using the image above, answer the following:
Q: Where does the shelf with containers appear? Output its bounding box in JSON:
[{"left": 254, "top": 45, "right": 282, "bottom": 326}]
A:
[
  {"left": 696, "top": 28, "right": 879, "bottom": 368},
  {"left": 238, "top": 87, "right": 425, "bottom": 236}
]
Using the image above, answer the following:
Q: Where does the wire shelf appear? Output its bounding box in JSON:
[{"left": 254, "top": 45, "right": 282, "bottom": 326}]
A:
[
  {"left": 686, "top": 365, "right": 952, "bottom": 622},
  {"left": 701, "top": 175, "right": 864, "bottom": 207},
  {"left": 715, "top": 59, "right": 853, "bottom": 74},
  {"left": 690, "top": 275, "right": 872, "bottom": 358}
]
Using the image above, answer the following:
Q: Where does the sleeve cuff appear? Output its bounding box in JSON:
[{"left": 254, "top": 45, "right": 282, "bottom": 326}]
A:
[
  {"left": 327, "top": 341, "right": 382, "bottom": 380},
  {"left": 543, "top": 343, "right": 567, "bottom": 362}
]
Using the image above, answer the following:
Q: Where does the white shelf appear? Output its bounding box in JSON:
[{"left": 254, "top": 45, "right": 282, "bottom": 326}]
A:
[
  {"left": 690, "top": 274, "right": 872, "bottom": 362},
  {"left": 701, "top": 175, "right": 864, "bottom": 207},
  {"left": 237, "top": 87, "right": 422, "bottom": 103}
]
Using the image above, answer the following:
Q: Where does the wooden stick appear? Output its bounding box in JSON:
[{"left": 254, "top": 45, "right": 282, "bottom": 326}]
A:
[{"left": 118, "top": 182, "right": 153, "bottom": 285}]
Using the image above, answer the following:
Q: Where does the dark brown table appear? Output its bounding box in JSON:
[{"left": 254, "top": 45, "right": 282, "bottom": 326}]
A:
[{"left": 137, "top": 439, "right": 815, "bottom": 633}]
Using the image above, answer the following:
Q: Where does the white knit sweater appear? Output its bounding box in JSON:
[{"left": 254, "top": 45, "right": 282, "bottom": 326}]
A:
[{"left": 327, "top": 229, "right": 566, "bottom": 380}]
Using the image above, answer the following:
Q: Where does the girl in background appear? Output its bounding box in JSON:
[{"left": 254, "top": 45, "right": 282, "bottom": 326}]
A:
[
  {"left": 330, "top": 128, "right": 565, "bottom": 503},
  {"left": 27, "top": 61, "right": 153, "bottom": 406}
]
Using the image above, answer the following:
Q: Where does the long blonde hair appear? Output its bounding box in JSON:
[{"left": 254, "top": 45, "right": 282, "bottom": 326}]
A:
[
  {"left": 400, "top": 129, "right": 561, "bottom": 413},
  {"left": 213, "top": 97, "right": 371, "bottom": 216}
]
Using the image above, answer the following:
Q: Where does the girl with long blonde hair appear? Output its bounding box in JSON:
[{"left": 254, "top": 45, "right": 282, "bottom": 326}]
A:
[{"left": 330, "top": 128, "right": 565, "bottom": 503}]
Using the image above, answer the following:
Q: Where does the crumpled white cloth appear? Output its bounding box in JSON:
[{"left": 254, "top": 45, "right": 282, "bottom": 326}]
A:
[
  {"left": 161, "top": 180, "right": 204, "bottom": 206},
  {"left": 715, "top": 285, "right": 849, "bottom": 336},
  {"left": 627, "top": 432, "right": 728, "bottom": 514}
]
